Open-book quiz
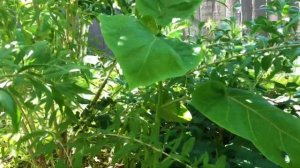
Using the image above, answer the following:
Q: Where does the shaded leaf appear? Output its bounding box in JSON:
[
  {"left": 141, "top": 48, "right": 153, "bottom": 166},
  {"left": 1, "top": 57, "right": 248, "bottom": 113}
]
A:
[
  {"left": 159, "top": 91, "right": 192, "bottom": 122},
  {"left": 261, "top": 56, "right": 273, "bottom": 71},
  {"left": 181, "top": 137, "right": 195, "bottom": 156},
  {"left": 191, "top": 81, "right": 300, "bottom": 168},
  {"left": 32, "top": 41, "right": 51, "bottom": 63},
  {"left": 0, "top": 89, "right": 20, "bottom": 132}
]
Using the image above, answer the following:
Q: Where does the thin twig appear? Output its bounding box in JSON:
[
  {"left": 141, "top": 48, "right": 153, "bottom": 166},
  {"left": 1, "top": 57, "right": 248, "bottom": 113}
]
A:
[
  {"left": 88, "top": 60, "right": 117, "bottom": 110},
  {"left": 198, "top": 43, "right": 300, "bottom": 71},
  {"left": 160, "top": 96, "right": 189, "bottom": 109}
]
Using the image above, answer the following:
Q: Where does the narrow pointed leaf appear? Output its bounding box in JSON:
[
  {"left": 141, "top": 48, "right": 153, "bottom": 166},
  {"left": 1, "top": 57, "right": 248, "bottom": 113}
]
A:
[
  {"left": 136, "top": 0, "right": 202, "bottom": 26},
  {"left": 99, "top": 15, "right": 200, "bottom": 88},
  {"left": 191, "top": 81, "right": 300, "bottom": 168},
  {"left": 0, "top": 89, "right": 20, "bottom": 132}
]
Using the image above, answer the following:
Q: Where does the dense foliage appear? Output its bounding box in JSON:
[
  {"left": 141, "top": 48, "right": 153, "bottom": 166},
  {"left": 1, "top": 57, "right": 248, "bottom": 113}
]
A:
[{"left": 0, "top": 0, "right": 300, "bottom": 167}]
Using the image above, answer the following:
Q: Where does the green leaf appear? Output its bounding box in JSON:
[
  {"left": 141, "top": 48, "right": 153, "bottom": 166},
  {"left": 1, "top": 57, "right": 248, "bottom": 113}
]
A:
[
  {"left": 99, "top": 15, "right": 200, "bottom": 88},
  {"left": 0, "top": 89, "right": 20, "bottom": 132},
  {"left": 159, "top": 90, "right": 190, "bottom": 122},
  {"left": 191, "top": 81, "right": 300, "bottom": 168},
  {"left": 64, "top": 106, "right": 78, "bottom": 123},
  {"left": 261, "top": 56, "right": 273, "bottom": 71},
  {"left": 160, "top": 93, "right": 192, "bottom": 122},
  {"left": 34, "top": 141, "right": 56, "bottom": 157},
  {"left": 73, "top": 146, "right": 84, "bottom": 168},
  {"left": 181, "top": 137, "right": 195, "bottom": 156},
  {"left": 136, "top": 0, "right": 202, "bottom": 26},
  {"left": 215, "top": 156, "right": 226, "bottom": 168},
  {"left": 32, "top": 41, "right": 51, "bottom": 63}
]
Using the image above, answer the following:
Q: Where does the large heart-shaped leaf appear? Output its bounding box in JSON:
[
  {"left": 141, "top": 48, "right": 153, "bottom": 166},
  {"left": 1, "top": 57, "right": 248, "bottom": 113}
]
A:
[
  {"left": 99, "top": 15, "right": 200, "bottom": 88},
  {"left": 136, "top": 0, "right": 202, "bottom": 26},
  {"left": 0, "top": 89, "right": 20, "bottom": 132},
  {"left": 191, "top": 81, "right": 300, "bottom": 168}
]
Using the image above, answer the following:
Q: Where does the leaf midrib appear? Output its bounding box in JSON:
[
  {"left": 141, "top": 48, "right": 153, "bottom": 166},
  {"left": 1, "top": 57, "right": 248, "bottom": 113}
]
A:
[
  {"left": 136, "top": 37, "right": 157, "bottom": 79},
  {"left": 229, "top": 96, "right": 300, "bottom": 145}
]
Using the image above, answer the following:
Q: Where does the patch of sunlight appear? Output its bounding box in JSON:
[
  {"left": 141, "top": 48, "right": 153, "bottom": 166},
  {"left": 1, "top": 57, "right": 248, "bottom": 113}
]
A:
[
  {"left": 172, "top": 18, "right": 181, "bottom": 23},
  {"left": 245, "top": 99, "right": 253, "bottom": 103},
  {"left": 112, "top": 1, "right": 121, "bottom": 10},
  {"left": 193, "top": 47, "right": 201, "bottom": 54},
  {"left": 292, "top": 56, "right": 300, "bottom": 76},
  {"left": 131, "top": 88, "right": 139, "bottom": 94},
  {"left": 120, "top": 36, "right": 127, "bottom": 40},
  {"left": 27, "top": 49, "right": 34, "bottom": 57},
  {"left": 117, "top": 36, "right": 128, "bottom": 46},
  {"left": 0, "top": 162, "right": 4, "bottom": 168},
  {"left": 4, "top": 44, "right": 10, "bottom": 49},
  {"left": 117, "top": 41, "right": 124, "bottom": 46},
  {"left": 69, "top": 69, "right": 80, "bottom": 73},
  {"left": 285, "top": 154, "right": 291, "bottom": 163},
  {"left": 0, "top": 81, "right": 12, "bottom": 88},
  {"left": 277, "top": 28, "right": 284, "bottom": 34},
  {"left": 83, "top": 55, "right": 99, "bottom": 65},
  {"left": 180, "top": 111, "right": 192, "bottom": 121}
]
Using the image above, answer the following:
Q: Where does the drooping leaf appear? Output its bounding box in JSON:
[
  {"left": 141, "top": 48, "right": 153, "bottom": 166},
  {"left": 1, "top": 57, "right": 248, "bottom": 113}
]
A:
[
  {"left": 191, "top": 81, "right": 300, "bottom": 168},
  {"left": 99, "top": 15, "right": 200, "bottom": 88},
  {"left": 136, "top": 0, "right": 202, "bottom": 26},
  {"left": 0, "top": 89, "right": 20, "bottom": 132}
]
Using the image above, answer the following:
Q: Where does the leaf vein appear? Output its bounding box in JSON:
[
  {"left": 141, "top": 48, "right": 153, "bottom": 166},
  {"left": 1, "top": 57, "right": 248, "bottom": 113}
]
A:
[{"left": 229, "top": 96, "right": 300, "bottom": 145}]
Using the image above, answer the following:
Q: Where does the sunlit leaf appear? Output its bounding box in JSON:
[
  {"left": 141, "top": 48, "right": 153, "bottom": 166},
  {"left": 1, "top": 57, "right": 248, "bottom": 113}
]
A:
[
  {"left": 99, "top": 15, "right": 201, "bottom": 88},
  {"left": 192, "top": 81, "right": 300, "bottom": 168}
]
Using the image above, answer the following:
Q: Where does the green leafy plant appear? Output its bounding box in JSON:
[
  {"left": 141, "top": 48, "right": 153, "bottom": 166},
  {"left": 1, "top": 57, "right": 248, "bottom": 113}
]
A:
[{"left": 1, "top": 0, "right": 300, "bottom": 168}]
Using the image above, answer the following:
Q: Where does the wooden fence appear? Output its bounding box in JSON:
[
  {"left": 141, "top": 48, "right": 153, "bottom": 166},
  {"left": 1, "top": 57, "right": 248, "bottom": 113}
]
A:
[
  {"left": 186, "top": 0, "right": 300, "bottom": 37},
  {"left": 87, "top": 1, "right": 299, "bottom": 53}
]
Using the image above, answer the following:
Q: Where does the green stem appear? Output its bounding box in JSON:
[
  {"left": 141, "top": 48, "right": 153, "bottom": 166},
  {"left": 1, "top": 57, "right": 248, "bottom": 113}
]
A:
[
  {"left": 152, "top": 81, "right": 163, "bottom": 145},
  {"left": 88, "top": 60, "right": 116, "bottom": 110}
]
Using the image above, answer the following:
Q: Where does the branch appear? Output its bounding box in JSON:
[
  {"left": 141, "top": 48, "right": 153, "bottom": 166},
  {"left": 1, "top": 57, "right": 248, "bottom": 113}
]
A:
[
  {"left": 86, "top": 60, "right": 116, "bottom": 111},
  {"left": 160, "top": 96, "right": 189, "bottom": 109},
  {"left": 198, "top": 43, "right": 300, "bottom": 71}
]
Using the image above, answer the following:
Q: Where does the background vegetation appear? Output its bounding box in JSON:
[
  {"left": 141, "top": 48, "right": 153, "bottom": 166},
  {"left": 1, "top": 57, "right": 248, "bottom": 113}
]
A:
[{"left": 0, "top": 0, "right": 299, "bottom": 168}]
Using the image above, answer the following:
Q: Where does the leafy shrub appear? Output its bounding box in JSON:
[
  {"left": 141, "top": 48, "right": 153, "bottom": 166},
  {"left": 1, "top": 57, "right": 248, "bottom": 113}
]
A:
[{"left": 0, "top": 0, "right": 299, "bottom": 168}]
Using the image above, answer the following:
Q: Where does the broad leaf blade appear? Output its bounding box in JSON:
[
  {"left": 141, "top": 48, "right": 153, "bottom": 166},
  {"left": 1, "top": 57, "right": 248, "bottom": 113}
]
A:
[
  {"left": 191, "top": 81, "right": 300, "bottom": 168},
  {"left": 136, "top": 0, "right": 202, "bottom": 26},
  {"left": 0, "top": 89, "right": 20, "bottom": 132},
  {"left": 99, "top": 15, "right": 200, "bottom": 88}
]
